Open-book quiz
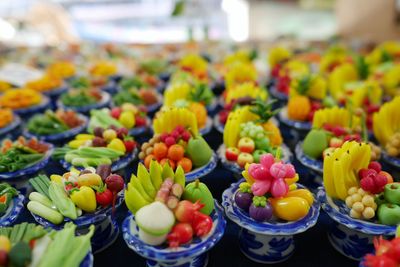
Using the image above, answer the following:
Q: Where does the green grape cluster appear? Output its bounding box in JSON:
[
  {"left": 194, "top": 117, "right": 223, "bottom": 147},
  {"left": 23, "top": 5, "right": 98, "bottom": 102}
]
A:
[{"left": 239, "top": 122, "right": 264, "bottom": 140}]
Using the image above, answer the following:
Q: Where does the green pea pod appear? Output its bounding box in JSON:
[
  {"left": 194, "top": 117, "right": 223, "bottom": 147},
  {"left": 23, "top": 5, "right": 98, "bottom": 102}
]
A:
[{"left": 48, "top": 182, "right": 77, "bottom": 220}]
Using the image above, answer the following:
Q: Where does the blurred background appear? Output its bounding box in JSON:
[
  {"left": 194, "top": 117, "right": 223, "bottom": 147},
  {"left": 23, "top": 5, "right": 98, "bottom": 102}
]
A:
[{"left": 0, "top": 0, "right": 398, "bottom": 47}]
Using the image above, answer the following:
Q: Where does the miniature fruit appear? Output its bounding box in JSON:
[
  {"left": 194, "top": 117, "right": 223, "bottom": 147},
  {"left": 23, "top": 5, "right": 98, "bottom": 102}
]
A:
[
  {"left": 302, "top": 129, "right": 328, "bottom": 159},
  {"left": 119, "top": 111, "right": 135, "bottom": 129},
  {"left": 378, "top": 204, "right": 400, "bottom": 226},
  {"left": 177, "top": 157, "right": 193, "bottom": 173},
  {"left": 270, "top": 196, "right": 310, "bottom": 221},
  {"left": 237, "top": 153, "right": 254, "bottom": 167},
  {"left": 225, "top": 147, "right": 239, "bottom": 161},
  {"left": 252, "top": 150, "right": 266, "bottom": 163},
  {"left": 107, "top": 139, "right": 126, "bottom": 153},
  {"left": 183, "top": 180, "right": 214, "bottom": 215},
  {"left": 384, "top": 183, "right": 400, "bottom": 205},
  {"left": 174, "top": 200, "right": 204, "bottom": 223},
  {"left": 238, "top": 137, "right": 255, "bottom": 153},
  {"left": 186, "top": 136, "right": 213, "bottom": 167},
  {"left": 249, "top": 196, "right": 273, "bottom": 222},
  {"left": 102, "top": 129, "right": 117, "bottom": 141},
  {"left": 167, "top": 144, "right": 185, "bottom": 161},
  {"left": 153, "top": 143, "right": 168, "bottom": 160},
  {"left": 191, "top": 211, "right": 213, "bottom": 237},
  {"left": 287, "top": 95, "right": 311, "bottom": 121},
  {"left": 167, "top": 223, "right": 193, "bottom": 248}
]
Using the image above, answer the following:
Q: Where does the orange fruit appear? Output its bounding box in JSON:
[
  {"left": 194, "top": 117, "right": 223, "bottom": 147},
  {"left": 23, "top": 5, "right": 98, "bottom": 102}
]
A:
[
  {"left": 144, "top": 154, "right": 156, "bottom": 168},
  {"left": 379, "top": 171, "right": 394, "bottom": 184},
  {"left": 153, "top": 142, "right": 168, "bottom": 160},
  {"left": 177, "top": 157, "right": 193, "bottom": 173},
  {"left": 167, "top": 144, "right": 185, "bottom": 161},
  {"left": 160, "top": 158, "right": 176, "bottom": 170}
]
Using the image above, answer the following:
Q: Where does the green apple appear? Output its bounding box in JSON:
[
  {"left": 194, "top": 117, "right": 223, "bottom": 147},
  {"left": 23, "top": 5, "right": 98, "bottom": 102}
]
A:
[
  {"left": 255, "top": 137, "right": 270, "bottom": 151},
  {"left": 322, "top": 96, "right": 336, "bottom": 108},
  {"left": 384, "top": 183, "right": 400, "bottom": 205},
  {"left": 302, "top": 129, "right": 328, "bottom": 159},
  {"left": 378, "top": 203, "right": 400, "bottom": 225},
  {"left": 182, "top": 179, "right": 214, "bottom": 215},
  {"left": 186, "top": 135, "right": 213, "bottom": 167},
  {"left": 253, "top": 150, "right": 267, "bottom": 163}
]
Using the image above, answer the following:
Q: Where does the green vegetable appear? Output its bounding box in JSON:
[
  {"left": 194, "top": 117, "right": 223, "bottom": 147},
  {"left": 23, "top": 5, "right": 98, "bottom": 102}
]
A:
[
  {"left": 52, "top": 147, "right": 73, "bottom": 161},
  {"left": 71, "top": 157, "right": 112, "bottom": 167},
  {"left": 29, "top": 175, "right": 51, "bottom": 199},
  {"left": 0, "top": 148, "right": 44, "bottom": 173},
  {"left": 119, "top": 77, "right": 147, "bottom": 90},
  {"left": 48, "top": 182, "right": 77, "bottom": 220},
  {"left": 27, "top": 201, "right": 64, "bottom": 225},
  {"left": 9, "top": 241, "right": 32, "bottom": 267},
  {"left": 113, "top": 89, "right": 143, "bottom": 106},
  {"left": 29, "top": 192, "right": 55, "bottom": 210},
  {"left": 27, "top": 110, "right": 69, "bottom": 135},
  {"left": 38, "top": 223, "right": 94, "bottom": 267},
  {"left": 77, "top": 147, "right": 124, "bottom": 158},
  {"left": 61, "top": 89, "right": 97, "bottom": 107},
  {"left": 87, "top": 109, "right": 123, "bottom": 133}
]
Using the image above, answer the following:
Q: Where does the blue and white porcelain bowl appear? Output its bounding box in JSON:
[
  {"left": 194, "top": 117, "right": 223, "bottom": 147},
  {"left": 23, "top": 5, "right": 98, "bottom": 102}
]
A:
[
  {"left": 295, "top": 142, "right": 323, "bottom": 176},
  {"left": 128, "top": 117, "right": 151, "bottom": 137},
  {"left": 317, "top": 187, "right": 396, "bottom": 260},
  {"left": 269, "top": 85, "right": 288, "bottom": 102},
  {"left": 13, "top": 96, "right": 50, "bottom": 119},
  {"left": 0, "top": 194, "right": 25, "bottom": 227},
  {"left": 0, "top": 115, "right": 21, "bottom": 141},
  {"left": 217, "top": 144, "right": 293, "bottom": 178},
  {"left": 185, "top": 152, "right": 218, "bottom": 182},
  {"left": 206, "top": 98, "right": 219, "bottom": 115},
  {"left": 57, "top": 91, "right": 111, "bottom": 115},
  {"left": 101, "top": 81, "right": 119, "bottom": 95},
  {"left": 80, "top": 252, "right": 94, "bottom": 267},
  {"left": 122, "top": 200, "right": 226, "bottom": 267},
  {"left": 30, "top": 194, "right": 123, "bottom": 253},
  {"left": 222, "top": 179, "right": 320, "bottom": 264},
  {"left": 381, "top": 150, "right": 400, "bottom": 171},
  {"left": 42, "top": 84, "right": 68, "bottom": 98},
  {"left": 60, "top": 148, "right": 137, "bottom": 173},
  {"left": 24, "top": 114, "right": 88, "bottom": 144},
  {"left": 0, "top": 143, "right": 54, "bottom": 195},
  {"left": 199, "top": 117, "right": 213, "bottom": 136},
  {"left": 145, "top": 93, "right": 163, "bottom": 114},
  {"left": 278, "top": 107, "right": 312, "bottom": 141}
]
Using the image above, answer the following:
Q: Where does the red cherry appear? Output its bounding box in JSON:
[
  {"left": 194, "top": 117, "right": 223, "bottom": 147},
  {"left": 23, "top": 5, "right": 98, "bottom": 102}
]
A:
[
  {"left": 181, "top": 131, "right": 191, "bottom": 142},
  {"left": 165, "top": 136, "right": 176, "bottom": 147},
  {"left": 358, "top": 168, "right": 369, "bottom": 179},
  {"left": 331, "top": 126, "right": 347, "bottom": 137},
  {"left": 171, "top": 130, "right": 180, "bottom": 140},
  {"left": 175, "top": 125, "right": 185, "bottom": 134},
  {"left": 160, "top": 133, "right": 169, "bottom": 142},
  {"left": 360, "top": 176, "right": 376, "bottom": 192},
  {"left": 368, "top": 161, "right": 382, "bottom": 173}
]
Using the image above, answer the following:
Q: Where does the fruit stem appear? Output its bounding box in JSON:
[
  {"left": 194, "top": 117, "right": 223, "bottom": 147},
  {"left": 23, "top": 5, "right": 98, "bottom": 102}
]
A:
[
  {"left": 275, "top": 147, "right": 281, "bottom": 161},
  {"left": 195, "top": 179, "right": 200, "bottom": 188}
]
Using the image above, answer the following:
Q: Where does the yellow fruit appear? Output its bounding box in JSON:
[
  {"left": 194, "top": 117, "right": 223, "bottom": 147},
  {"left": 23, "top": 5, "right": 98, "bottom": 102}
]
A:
[
  {"left": 50, "top": 174, "right": 63, "bottom": 184},
  {"left": 270, "top": 197, "right": 310, "bottom": 221},
  {"left": 225, "top": 82, "right": 268, "bottom": 103},
  {"left": 75, "top": 134, "right": 95, "bottom": 141},
  {"left": 68, "top": 140, "right": 87, "bottom": 149},
  {"left": 0, "top": 236, "right": 11, "bottom": 252},
  {"left": 119, "top": 111, "right": 135, "bottom": 129},
  {"left": 287, "top": 95, "right": 311, "bottom": 121},
  {"left": 107, "top": 139, "right": 126, "bottom": 153},
  {"left": 153, "top": 107, "right": 198, "bottom": 135},
  {"left": 125, "top": 183, "right": 150, "bottom": 214}
]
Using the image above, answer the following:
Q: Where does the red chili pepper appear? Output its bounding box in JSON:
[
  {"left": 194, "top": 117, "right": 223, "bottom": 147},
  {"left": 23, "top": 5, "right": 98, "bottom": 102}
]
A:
[
  {"left": 95, "top": 188, "right": 113, "bottom": 208},
  {"left": 191, "top": 211, "right": 213, "bottom": 237},
  {"left": 167, "top": 223, "right": 193, "bottom": 248}
]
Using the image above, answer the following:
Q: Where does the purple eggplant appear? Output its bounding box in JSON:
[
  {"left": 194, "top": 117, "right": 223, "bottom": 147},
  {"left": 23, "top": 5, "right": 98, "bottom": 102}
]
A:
[
  {"left": 249, "top": 196, "right": 273, "bottom": 222},
  {"left": 235, "top": 191, "right": 253, "bottom": 211}
]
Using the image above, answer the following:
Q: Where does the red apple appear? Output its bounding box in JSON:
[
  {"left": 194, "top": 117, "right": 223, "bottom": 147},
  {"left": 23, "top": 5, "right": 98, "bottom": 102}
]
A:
[
  {"left": 329, "top": 137, "right": 343, "bottom": 148},
  {"left": 238, "top": 137, "right": 255, "bottom": 153},
  {"left": 237, "top": 152, "right": 254, "bottom": 167},
  {"left": 110, "top": 107, "right": 122, "bottom": 119},
  {"left": 225, "top": 147, "right": 239, "bottom": 161}
]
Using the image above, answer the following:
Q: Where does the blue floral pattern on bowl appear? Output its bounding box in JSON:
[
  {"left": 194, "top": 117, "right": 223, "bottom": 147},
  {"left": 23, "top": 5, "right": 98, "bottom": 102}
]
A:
[
  {"left": 30, "top": 194, "right": 123, "bottom": 253},
  {"left": 381, "top": 150, "right": 400, "bottom": 169},
  {"left": 0, "top": 115, "right": 21, "bottom": 140},
  {"left": 217, "top": 144, "right": 293, "bottom": 177},
  {"left": 24, "top": 114, "right": 88, "bottom": 144},
  {"left": 185, "top": 152, "right": 218, "bottom": 182},
  {"left": 57, "top": 91, "right": 111, "bottom": 115},
  {"left": 222, "top": 179, "right": 320, "bottom": 263},
  {"left": 80, "top": 252, "right": 94, "bottom": 267},
  {"left": 60, "top": 148, "right": 137, "bottom": 173},
  {"left": 0, "top": 194, "right": 25, "bottom": 227},
  {"left": 13, "top": 96, "right": 50, "bottom": 118},
  {"left": 295, "top": 142, "right": 323, "bottom": 175},
  {"left": 317, "top": 187, "right": 396, "bottom": 260},
  {"left": 122, "top": 200, "right": 226, "bottom": 267},
  {"left": 278, "top": 108, "right": 312, "bottom": 132}
]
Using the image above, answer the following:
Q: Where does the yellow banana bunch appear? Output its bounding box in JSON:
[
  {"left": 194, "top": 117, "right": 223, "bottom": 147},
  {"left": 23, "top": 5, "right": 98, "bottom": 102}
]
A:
[
  {"left": 163, "top": 82, "right": 191, "bottom": 106},
  {"left": 225, "top": 62, "right": 258, "bottom": 89},
  {"left": 225, "top": 82, "right": 268, "bottom": 103},
  {"left": 268, "top": 46, "right": 292, "bottom": 68},
  {"left": 312, "top": 106, "right": 360, "bottom": 129},
  {"left": 223, "top": 106, "right": 259, "bottom": 147},
  {"left": 323, "top": 141, "right": 371, "bottom": 200},
  {"left": 373, "top": 96, "right": 400, "bottom": 146},
  {"left": 383, "top": 64, "right": 400, "bottom": 97},
  {"left": 153, "top": 107, "right": 198, "bottom": 135}
]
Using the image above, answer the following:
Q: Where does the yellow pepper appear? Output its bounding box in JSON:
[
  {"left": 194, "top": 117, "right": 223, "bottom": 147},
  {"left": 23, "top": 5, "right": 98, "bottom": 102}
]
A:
[
  {"left": 70, "top": 186, "right": 96, "bottom": 212},
  {"left": 75, "top": 134, "right": 95, "bottom": 141},
  {"left": 68, "top": 139, "right": 88, "bottom": 149},
  {"left": 77, "top": 173, "right": 102, "bottom": 187},
  {"left": 50, "top": 174, "right": 63, "bottom": 184},
  {"left": 270, "top": 196, "right": 311, "bottom": 221}
]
